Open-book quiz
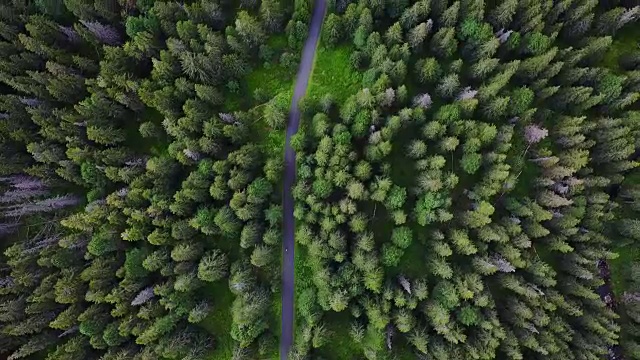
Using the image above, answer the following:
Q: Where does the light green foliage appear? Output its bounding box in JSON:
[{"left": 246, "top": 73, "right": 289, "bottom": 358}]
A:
[
  {"left": 382, "top": 243, "right": 404, "bottom": 267},
  {"left": 309, "top": 45, "right": 363, "bottom": 102},
  {"left": 461, "top": 153, "right": 482, "bottom": 174},
  {"left": 416, "top": 57, "right": 442, "bottom": 83},
  {"left": 391, "top": 227, "right": 412, "bottom": 249}
]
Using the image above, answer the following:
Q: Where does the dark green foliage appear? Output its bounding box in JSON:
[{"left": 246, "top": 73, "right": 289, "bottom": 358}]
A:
[
  {"left": 290, "top": 1, "right": 640, "bottom": 359},
  {"left": 1, "top": 1, "right": 640, "bottom": 360}
]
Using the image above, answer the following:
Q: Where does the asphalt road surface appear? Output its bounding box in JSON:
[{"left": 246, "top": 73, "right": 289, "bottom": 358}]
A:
[{"left": 280, "top": 0, "right": 326, "bottom": 358}]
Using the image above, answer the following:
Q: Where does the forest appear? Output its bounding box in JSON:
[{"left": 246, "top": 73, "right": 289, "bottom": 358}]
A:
[{"left": 1, "top": 0, "right": 640, "bottom": 360}]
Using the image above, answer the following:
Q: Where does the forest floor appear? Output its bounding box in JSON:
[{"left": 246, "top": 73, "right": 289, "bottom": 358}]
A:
[{"left": 200, "top": 282, "right": 235, "bottom": 359}]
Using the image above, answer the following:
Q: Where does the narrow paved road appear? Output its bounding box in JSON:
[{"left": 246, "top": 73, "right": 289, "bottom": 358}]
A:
[{"left": 281, "top": 0, "right": 326, "bottom": 358}]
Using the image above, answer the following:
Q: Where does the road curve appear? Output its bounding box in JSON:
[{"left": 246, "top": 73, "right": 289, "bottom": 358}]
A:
[{"left": 281, "top": 0, "right": 326, "bottom": 358}]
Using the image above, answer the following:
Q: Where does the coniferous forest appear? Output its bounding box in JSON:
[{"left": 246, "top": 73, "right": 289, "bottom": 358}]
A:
[{"left": 2, "top": 0, "right": 640, "bottom": 359}]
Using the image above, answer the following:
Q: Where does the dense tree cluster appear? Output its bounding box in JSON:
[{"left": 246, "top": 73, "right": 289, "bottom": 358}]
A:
[
  {"left": 0, "top": 0, "right": 306, "bottom": 359},
  {"left": 1, "top": 0, "right": 640, "bottom": 359},
  {"left": 292, "top": 0, "right": 640, "bottom": 359}
]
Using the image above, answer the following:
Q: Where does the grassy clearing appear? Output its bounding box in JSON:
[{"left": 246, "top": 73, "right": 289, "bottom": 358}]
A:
[
  {"left": 200, "top": 282, "right": 235, "bottom": 359},
  {"left": 391, "top": 240, "right": 428, "bottom": 278},
  {"left": 247, "top": 63, "right": 295, "bottom": 100},
  {"left": 610, "top": 246, "right": 640, "bottom": 294},
  {"left": 224, "top": 62, "right": 294, "bottom": 111},
  {"left": 308, "top": 45, "right": 362, "bottom": 103},
  {"left": 225, "top": 35, "right": 294, "bottom": 111},
  {"left": 264, "top": 130, "right": 286, "bottom": 159},
  {"left": 601, "top": 25, "right": 638, "bottom": 72},
  {"left": 318, "top": 311, "right": 363, "bottom": 359},
  {"left": 319, "top": 311, "right": 416, "bottom": 359},
  {"left": 259, "top": 291, "right": 281, "bottom": 360}
]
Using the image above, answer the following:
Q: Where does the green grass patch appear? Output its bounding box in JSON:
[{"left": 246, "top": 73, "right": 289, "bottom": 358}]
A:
[
  {"left": 250, "top": 89, "right": 291, "bottom": 159},
  {"left": 308, "top": 45, "right": 362, "bottom": 102},
  {"left": 224, "top": 35, "right": 295, "bottom": 111},
  {"left": 224, "top": 61, "right": 294, "bottom": 111},
  {"left": 318, "top": 311, "right": 363, "bottom": 359},
  {"left": 264, "top": 290, "right": 282, "bottom": 360},
  {"left": 319, "top": 310, "right": 415, "bottom": 360},
  {"left": 248, "top": 35, "right": 293, "bottom": 97},
  {"left": 200, "top": 282, "right": 235, "bottom": 359},
  {"left": 610, "top": 246, "right": 640, "bottom": 295},
  {"left": 601, "top": 25, "right": 638, "bottom": 73},
  {"left": 390, "top": 240, "right": 428, "bottom": 278},
  {"left": 247, "top": 63, "right": 295, "bottom": 100}
]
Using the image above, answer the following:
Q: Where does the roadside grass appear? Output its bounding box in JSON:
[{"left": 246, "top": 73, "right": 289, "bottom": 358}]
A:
[
  {"left": 249, "top": 35, "right": 292, "bottom": 97},
  {"left": 247, "top": 63, "right": 294, "bottom": 99},
  {"left": 225, "top": 35, "right": 295, "bottom": 111},
  {"left": 249, "top": 90, "right": 289, "bottom": 163},
  {"left": 225, "top": 62, "right": 294, "bottom": 111},
  {"left": 308, "top": 44, "right": 362, "bottom": 103},
  {"left": 267, "top": 290, "right": 282, "bottom": 359},
  {"left": 264, "top": 128, "right": 287, "bottom": 158},
  {"left": 200, "top": 271, "right": 280, "bottom": 359}
]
